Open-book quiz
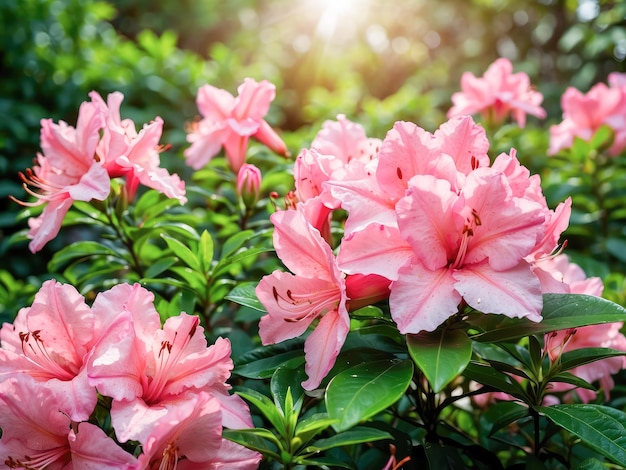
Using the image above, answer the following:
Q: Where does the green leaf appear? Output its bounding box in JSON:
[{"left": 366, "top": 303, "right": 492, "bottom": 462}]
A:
[
  {"left": 305, "top": 426, "right": 392, "bottom": 452},
  {"left": 161, "top": 233, "right": 202, "bottom": 271},
  {"left": 462, "top": 361, "right": 527, "bottom": 401},
  {"left": 407, "top": 328, "right": 471, "bottom": 393},
  {"left": 234, "top": 341, "right": 305, "bottom": 379},
  {"left": 487, "top": 401, "right": 529, "bottom": 436},
  {"left": 222, "top": 429, "right": 281, "bottom": 459},
  {"left": 48, "top": 241, "right": 122, "bottom": 271},
  {"left": 197, "top": 230, "right": 214, "bottom": 272},
  {"left": 271, "top": 367, "right": 306, "bottom": 415},
  {"left": 326, "top": 359, "right": 413, "bottom": 432},
  {"left": 559, "top": 347, "right": 626, "bottom": 372},
  {"left": 143, "top": 256, "right": 178, "bottom": 278},
  {"left": 221, "top": 229, "right": 255, "bottom": 258},
  {"left": 539, "top": 404, "right": 626, "bottom": 466},
  {"left": 236, "top": 388, "right": 286, "bottom": 435},
  {"left": 471, "top": 294, "right": 626, "bottom": 343},
  {"left": 549, "top": 372, "right": 596, "bottom": 391}
]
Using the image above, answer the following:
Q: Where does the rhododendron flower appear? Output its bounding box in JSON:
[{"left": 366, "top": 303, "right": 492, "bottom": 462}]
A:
[
  {"left": 549, "top": 81, "right": 626, "bottom": 156},
  {"left": 332, "top": 117, "right": 555, "bottom": 334},
  {"left": 92, "top": 91, "right": 186, "bottom": 203},
  {"left": 0, "top": 280, "right": 108, "bottom": 421},
  {"left": 136, "top": 391, "right": 260, "bottom": 470},
  {"left": 448, "top": 57, "right": 546, "bottom": 127},
  {"left": 86, "top": 284, "right": 251, "bottom": 442},
  {"left": 390, "top": 169, "right": 545, "bottom": 333},
  {"left": 256, "top": 207, "right": 349, "bottom": 390},
  {"left": 185, "top": 78, "right": 288, "bottom": 172},
  {"left": 12, "top": 96, "right": 110, "bottom": 252},
  {"left": 0, "top": 375, "right": 138, "bottom": 469}
]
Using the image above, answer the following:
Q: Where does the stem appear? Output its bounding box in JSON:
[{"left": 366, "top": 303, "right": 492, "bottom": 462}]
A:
[
  {"left": 530, "top": 407, "right": 541, "bottom": 457},
  {"left": 104, "top": 201, "right": 145, "bottom": 278}
]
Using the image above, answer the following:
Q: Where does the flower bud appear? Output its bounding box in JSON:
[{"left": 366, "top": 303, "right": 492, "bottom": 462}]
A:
[
  {"left": 345, "top": 273, "right": 391, "bottom": 311},
  {"left": 236, "top": 163, "right": 262, "bottom": 209}
]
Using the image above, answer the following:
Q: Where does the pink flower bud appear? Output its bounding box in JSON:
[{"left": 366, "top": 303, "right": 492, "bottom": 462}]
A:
[
  {"left": 345, "top": 273, "right": 391, "bottom": 311},
  {"left": 236, "top": 163, "right": 262, "bottom": 208}
]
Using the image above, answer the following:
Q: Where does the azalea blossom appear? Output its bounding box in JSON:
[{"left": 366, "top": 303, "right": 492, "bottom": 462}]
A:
[
  {"left": 448, "top": 57, "right": 546, "bottom": 127},
  {"left": 91, "top": 91, "right": 187, "bottom": 203},
  {"left": 136, "top": 391, "right": 261, "bottom": 470},
  {"left": 549, "top": 80, "right": 626, "bottom": 156},
  {"left": 185, "top": 78, "right": 288, "bottom": 172},
  {"left": 256, "top": 207, "right": 349, "bottom": 390},
  {"left": 0, "top": 375, "right": 138, "bottom": 469},
  {"left": 86, "top": 284, "right": 252, "bottom": 443},
  {"left": 0, "top": 280, "right": 107, "bottom": 421},
  {"left": 12, "top": 96, "right": 110, "bottom": 252},
  {"left": 389, "top": 168, "right": 545, "bottom": 333}
]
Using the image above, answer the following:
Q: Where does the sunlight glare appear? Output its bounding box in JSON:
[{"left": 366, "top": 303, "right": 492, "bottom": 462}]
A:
[{"left": 313, "top": 0, "right": 366, "bottom": 40}]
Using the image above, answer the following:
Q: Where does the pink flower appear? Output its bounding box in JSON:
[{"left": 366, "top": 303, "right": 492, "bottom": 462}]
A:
[
  {"left": 91, "top": 91, "right": 187, "bottom": 203},
  {"left": 12, "top": 97, "right": 110, "bottom": 252},
  {"left": 256, "top": 207, "right": 349, "bottom": 390},
  {"left": 0, "top": 280, "right": 107, "bottom": 421},
  {"left": 389, "top": 169, "right": 545, "bottom": 333},
  {"left": 136, "top": 391, "right": 260, "bottom": 470},
  {"left": 185, "top": 78, "right": 288, "bottom": 172},
  {"left": 549, "top": 82, "right": 626, "bottom": 156},
  {"left": 448, "top": 57, "right": 546, "bottom": 127},
  {"left": 0, "top": 375, "right": 138, "bottom": 469},
  {"left": 86, "top": 284, "right": 251, "bottom": 442}
]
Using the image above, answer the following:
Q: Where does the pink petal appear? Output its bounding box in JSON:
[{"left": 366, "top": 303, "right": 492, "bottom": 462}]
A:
[
  {"left": 233, "top": 78, "right": 275, "bottom": 122},
  {"left": 396, "top": 174, "right": 464, "bottom": 271},
  {"left": 302, "top": 307, "right": 350, "bottom": 390},
  {"left": 376, "top": 121, "right": 436, "bottom": 201},
  {"left": 27, "top": 197, "right": 73, "bottom": 253},
  {"left": 454, "top": 260, "right": 543, "bottom": 321},
  {"left": 270, "top": 208, "right": 337, "bottom": 280},
  {"left": 257, "top": 271, "right": 337, "bottom": 344},
  {"left": 196, "top": 84, "right": 235, "bottom": 121},
  {"left": 463, "top": 169, "right": 545, "bottom": 271},
  {"left": 390, "top": 261, "right": 461, "bottom": 334},
  {"left": 69, "top": 422, "right": 138, "bottom": 469},
  {"left": 434, "top": 115, "right": 490, "bottom": 174},
  {"left": 337, "top": 223, "right": 412, "bottom": 281}
]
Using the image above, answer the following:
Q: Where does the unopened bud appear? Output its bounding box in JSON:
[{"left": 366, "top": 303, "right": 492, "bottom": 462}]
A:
[
  {"left": 236, "top": 163, "right": 262, "bottom": 208},
  {"left": 345, "top": 273, "right": 391, "bottom": 311}
]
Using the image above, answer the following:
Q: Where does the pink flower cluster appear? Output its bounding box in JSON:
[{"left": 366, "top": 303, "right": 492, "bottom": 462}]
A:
[
  {"left": 14, "top": 92, "right": 187, "bottom": 253},
  {"left": 549, "top": 72, "right": 626, "bottom": 156},
  {"left": 0, "top": 281, "right": 260, "bottom": 469},
  {"left": 447, "top": 57, "right": 546, "bottom": 128},
  {"left": 256, "top": 113, "right": 577, "bottom": 391}
]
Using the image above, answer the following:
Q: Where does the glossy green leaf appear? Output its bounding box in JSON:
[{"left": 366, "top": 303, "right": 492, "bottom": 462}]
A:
[
  {"left": 222, "top": 429, "right": 280, "bottom": 459},
  {"left": 221, "top": 229, "right": 255, "bottom": 258},
  {"left": 161, "top": 233, "right": 202, "bottom": 271},
  {"left": 48, "top": 241, "right": 122, "bottom": 271},
  {"left": 407, "top": 328, "right": 471, "bottom": 393},
  {"left": 234, "top": 344, "right": 305, "bottom": 379},
  {"left": 549, "top": 372, "right": 596, "bottom": 391},
  {"left": 462, "top": 361, "right": 527, "bottom": 401},
  {"left": 306, "top": 426, "right": 392, "bottom": 452},
  {"left": 236, "top": 388, "right": 286, "bottom": 435},
  {"left": 487, "top": 401, "right": 529, "bottom": 436},
  {"left": 271, "top": 367, "right": 306, "bottom": 415},
  {"left": 471, "top": 294, "right": 626, "bottom": 343},
  {"left": 326, "top": 359, "right": 413, "bottom": 432},
  {"left": 559, "top": 347, "right": 626, "bottom": 372},
  {"left": 197, "top": 229, "right": 214, "bottom": 272},
  {"left": 539, "top": 404, "right": 626, "bottom": 466}
]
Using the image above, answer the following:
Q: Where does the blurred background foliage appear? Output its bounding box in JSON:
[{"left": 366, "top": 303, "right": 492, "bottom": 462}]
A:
[{"left": 1, "top": 0, "right": 625, "bottom": 314}]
